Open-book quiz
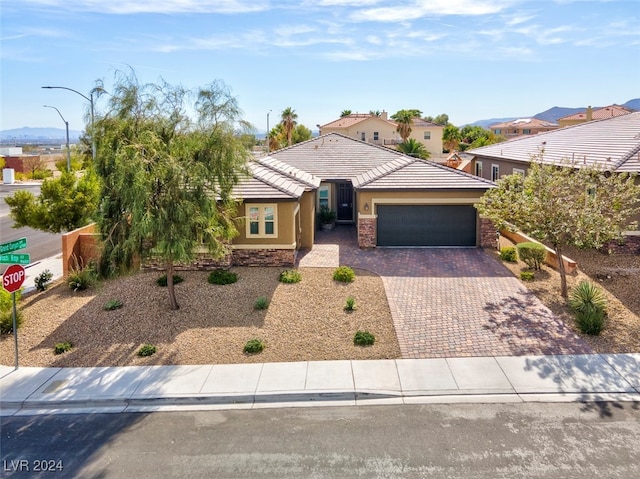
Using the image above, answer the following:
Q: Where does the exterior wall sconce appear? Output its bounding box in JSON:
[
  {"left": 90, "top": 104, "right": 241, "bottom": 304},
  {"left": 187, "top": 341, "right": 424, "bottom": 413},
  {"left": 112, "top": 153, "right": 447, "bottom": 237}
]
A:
[{"left": 364, "top": 203, "right": 369, "bottom": 212}]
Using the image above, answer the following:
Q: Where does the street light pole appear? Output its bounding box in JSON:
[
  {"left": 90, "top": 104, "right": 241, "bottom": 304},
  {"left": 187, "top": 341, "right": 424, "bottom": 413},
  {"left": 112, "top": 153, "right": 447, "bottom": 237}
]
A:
[
  {"left": 41, "top": 86, "right": 96, "bottom": 162},
  {"left": 266, "top": 110, "right": 272, "bottom": 155},
  {"left": 44, "top": 105, "right": 71, "bottom": 172}
]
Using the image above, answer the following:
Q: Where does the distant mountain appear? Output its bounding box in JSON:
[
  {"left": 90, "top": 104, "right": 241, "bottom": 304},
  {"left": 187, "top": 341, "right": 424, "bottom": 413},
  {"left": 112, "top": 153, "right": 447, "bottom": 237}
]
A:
[
  {"left": 0, "top": 127, "right": 82, "bottom": 141},
  {"left": 466, "top": 98, "right": 639, "bottom": 129}
]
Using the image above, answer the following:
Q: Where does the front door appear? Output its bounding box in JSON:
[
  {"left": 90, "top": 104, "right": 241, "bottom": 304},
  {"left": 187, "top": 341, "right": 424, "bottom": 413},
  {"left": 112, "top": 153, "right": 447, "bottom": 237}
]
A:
[{"left": 336, "top": 183, "right": 353, "bottom": 222}]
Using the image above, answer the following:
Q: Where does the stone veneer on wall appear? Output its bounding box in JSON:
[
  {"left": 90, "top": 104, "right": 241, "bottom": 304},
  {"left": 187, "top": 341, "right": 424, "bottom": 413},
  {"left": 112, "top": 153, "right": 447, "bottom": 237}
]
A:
[
  {"left": 479, "top": 217, "right": 498, "bottom": 249},
  {"left": 603, "top": 235, "right": 640, "bottom": 255},
  {"left": 144, "top": 248, "right": 296, "bottom": 270},
  {"left": 358, "top": 216, "right": 377, "bottom": 248}
]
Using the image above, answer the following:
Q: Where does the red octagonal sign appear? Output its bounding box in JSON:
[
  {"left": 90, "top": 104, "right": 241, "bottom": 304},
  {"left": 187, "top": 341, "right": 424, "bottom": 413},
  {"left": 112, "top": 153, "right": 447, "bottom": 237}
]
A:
[{"left": 2, "top": 264, "right": 26, "bottom": 293}]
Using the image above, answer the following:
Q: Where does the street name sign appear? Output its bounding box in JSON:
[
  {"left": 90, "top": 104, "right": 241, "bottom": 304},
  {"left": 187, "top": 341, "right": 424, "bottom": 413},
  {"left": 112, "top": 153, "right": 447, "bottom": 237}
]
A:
[
  {"left": 0, "top": 238, "right": 27, "bottom": 255},
  {"left": 0, "top": 253, "right": 31, "bottom": 265}
]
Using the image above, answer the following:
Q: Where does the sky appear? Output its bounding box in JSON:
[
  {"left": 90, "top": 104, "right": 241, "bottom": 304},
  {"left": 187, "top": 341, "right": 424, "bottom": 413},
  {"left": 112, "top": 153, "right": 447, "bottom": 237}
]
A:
[{"left": 1, "top": 0, "right": 639, "bottom": 134}]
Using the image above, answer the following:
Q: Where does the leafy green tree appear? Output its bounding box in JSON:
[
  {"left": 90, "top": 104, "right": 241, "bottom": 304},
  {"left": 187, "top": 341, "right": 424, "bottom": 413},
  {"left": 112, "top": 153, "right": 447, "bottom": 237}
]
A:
[
  {"left": 94, "top": 72, "right": 249, "bottom": 310},
  {"left": 340, "top": 109, "right": 352, "bottom": 117},
  {"left": 397, "top": 138, "right": 430, "bottom": 159},
  {"left": 280, "top": 107, "right": 298, "bottom": 146},
  {"left": 476, "top": 158, "right": 640, "bottom": 297},
  {"left": 424, "top": 114, "right": 449, "bottom": 126},
  {"left": 5, "top": 170, "right": 101, "bottom": 233},
  {"left": 292, "top": 124, "right": 312, "bottom": 144},
  {"left": 391, "top": 109, "right": 422, "bottom": 141},
  {"left": 442, "top": 124, "right": 462, "bottom": 152},
  {"left": 459, "top": 125, "right": 505, "bottom": 151}
]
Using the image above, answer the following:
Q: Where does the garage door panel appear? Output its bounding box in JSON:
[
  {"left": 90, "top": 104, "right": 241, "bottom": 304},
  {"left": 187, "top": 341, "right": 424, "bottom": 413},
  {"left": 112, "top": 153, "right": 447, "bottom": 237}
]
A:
[{"left": 377, "top": 205, "right": 477, "bottom": 247}]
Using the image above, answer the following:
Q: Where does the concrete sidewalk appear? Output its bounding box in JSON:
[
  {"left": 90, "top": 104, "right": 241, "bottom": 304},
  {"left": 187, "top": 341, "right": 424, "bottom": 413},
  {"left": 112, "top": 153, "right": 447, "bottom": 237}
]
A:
[{"left": 1, "top": 354, "right": 639, "bottom": 416}]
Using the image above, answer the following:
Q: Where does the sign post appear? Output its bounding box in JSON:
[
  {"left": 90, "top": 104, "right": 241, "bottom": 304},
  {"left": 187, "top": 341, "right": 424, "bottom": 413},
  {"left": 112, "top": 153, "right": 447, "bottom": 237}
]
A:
[{"left": 2, "top": 264, "right": 26, "bottom": 369}]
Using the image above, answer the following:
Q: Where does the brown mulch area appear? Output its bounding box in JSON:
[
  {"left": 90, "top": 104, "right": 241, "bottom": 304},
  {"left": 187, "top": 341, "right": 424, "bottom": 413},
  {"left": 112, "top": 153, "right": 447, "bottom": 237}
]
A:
[
  {"left": 0, "top": 268, "right": 401, "bottom": 367},
  {"left": 497, "top": 238, "right": 640, "bottom": 353}
]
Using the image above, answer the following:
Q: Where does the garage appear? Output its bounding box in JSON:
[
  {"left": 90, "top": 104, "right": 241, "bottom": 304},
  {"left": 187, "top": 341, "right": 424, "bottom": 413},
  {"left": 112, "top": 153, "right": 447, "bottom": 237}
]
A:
[{"left": 376, "top": 204, "right": 477, "bottom": 247}]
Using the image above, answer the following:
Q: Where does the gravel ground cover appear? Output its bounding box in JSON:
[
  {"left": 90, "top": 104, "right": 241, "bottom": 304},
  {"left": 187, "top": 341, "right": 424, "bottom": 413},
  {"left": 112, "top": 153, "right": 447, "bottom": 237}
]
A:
[
  {"left": 497, "top": 239, "right": 640, "bottom": 353},
  {"left": 0, "top": 267, "right": 401, "bottom": 367}
]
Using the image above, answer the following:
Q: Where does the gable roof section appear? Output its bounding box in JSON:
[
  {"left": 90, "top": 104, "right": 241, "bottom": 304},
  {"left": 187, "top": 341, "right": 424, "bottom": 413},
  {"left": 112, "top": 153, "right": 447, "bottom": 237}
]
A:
[
  {"left": 269, "top": 133, "right": 409, "bottom": 181},
  {"left": 469, "top": 112, "right": 640, "bottom": 173},
  {"left": 233, "top": 161, "right": 307, "bottom": 200},
  {"left": 255, "top": 156, "right": 321, "bottom": 189},
  {"left": 353, "top": 157, "right": 495, "bottom": 190},
  {"left": 489, "top": 118, "right": 558, "bottom": 129},
  {"left": 320, "top": 114, "right": 392, "bottom": 130}
]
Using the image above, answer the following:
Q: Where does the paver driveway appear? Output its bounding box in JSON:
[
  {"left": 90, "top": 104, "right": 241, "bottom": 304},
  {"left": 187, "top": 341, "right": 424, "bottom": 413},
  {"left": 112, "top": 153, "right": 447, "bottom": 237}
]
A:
[{"left": 297, "top": 226, "right": 593, "bottom": 358}]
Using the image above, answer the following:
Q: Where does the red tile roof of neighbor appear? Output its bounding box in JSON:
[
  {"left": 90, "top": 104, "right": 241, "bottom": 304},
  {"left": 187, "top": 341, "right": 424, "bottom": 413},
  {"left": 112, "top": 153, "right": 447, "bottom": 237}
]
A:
[
  {"left": 489, "top": 118, "right": 558, "bottom": 129},
  {"left": 559, "top": 105, "right": 634, "bottom": 121}
]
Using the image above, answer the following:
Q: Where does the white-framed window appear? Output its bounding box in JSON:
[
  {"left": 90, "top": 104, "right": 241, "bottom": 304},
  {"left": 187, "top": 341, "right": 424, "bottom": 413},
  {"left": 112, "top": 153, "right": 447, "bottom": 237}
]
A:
[
  {"left": 423, "top": 131, "right": 431, "bottom": 140},
  {"left": 373, "top": 131, "right": 379, "bottom": 141},
  {"left": 513, "top": 168, "right": 525, "bottom": 176},
  {"left": 523, "top": 129, "right": 531, "bottom": 135},
  {"left": 318, "top": 186, "right": 330, "bottom": 210},
  {"left": 494, "top": 129, "right": 501, "bottom": 135},
  {"left": 246, "top": 204, "right": 277, "bottom": 238},
  {"left": 475, "top": 161, "right": 483, "bottom": 178},
  {"left": 491, "top": 164, "right": 500, "bottom": 181}
]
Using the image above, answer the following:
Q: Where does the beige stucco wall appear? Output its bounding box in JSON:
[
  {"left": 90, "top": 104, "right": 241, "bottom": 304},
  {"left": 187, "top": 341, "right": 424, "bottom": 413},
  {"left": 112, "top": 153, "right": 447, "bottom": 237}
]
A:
[
  {"left": 407, "top": 125, "right": 444, "bottom": 157},
  {"left": 356, "top": 189, "right": 485, "bottom": 215},
  {"left": 299, "top": 191, "right": 316, "bottom": 249},
  {"left": 471, "top": 157, "right": 527, "bottom": 181},
  {"left": 322, "top": 118, "right": 399, "bottom": 146},
  {"left": 234, "top": 200, "right": 298, "bottom": 248}
]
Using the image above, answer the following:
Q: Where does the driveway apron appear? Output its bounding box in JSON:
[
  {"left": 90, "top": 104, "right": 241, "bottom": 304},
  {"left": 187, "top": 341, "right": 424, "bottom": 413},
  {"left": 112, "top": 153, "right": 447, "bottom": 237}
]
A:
[{"left": 297, "top": 226, "right": 593, "bottom": 358}]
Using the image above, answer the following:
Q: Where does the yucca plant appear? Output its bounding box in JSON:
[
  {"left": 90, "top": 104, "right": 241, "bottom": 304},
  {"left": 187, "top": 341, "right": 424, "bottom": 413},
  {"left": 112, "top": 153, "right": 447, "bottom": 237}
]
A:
[{"left": 568, "top": 280, "right": 607, "bottom": 314}]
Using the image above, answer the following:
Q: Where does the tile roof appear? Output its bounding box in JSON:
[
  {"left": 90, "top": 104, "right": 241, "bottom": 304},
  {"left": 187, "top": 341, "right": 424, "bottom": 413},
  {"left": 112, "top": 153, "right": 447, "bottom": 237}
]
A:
[
  {"left": 256, "top": 156, "right": 321, "bottom": 189},
  {"left": 468, "top": 111, "right": 640, "bottom": 173},
  {"left": 559, "top": 105, "right": 634, "bottom": 122},
  {"left": 489, "top": 118, "right": 558, "bottom": 129},
  {"left": 269, "top": 133, "right": 409, "bottom": 180},
  {"left": 353, "top": 157, "right": 495, "bottom": 190},
  {"left": 320, "top": 114, "right": 382, "bottom": 129},
  {"left": 232, "top": 161, "right": 307, "bottom": 200}
]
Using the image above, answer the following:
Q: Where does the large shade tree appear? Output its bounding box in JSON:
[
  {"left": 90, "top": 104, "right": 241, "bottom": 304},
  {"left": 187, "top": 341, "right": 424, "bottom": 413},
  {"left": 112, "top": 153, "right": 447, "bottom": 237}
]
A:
[
  {"left": 93, "top": 72, "right": 250, "bottom": 310},
  {"left": 476, "top": 157, "right": 640, "bottom": 297}
]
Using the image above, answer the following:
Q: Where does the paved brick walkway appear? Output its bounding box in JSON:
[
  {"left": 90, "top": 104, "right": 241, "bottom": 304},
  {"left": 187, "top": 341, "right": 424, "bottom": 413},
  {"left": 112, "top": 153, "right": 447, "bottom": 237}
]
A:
[{"left": 297, "top": 226, "right": 593, "bottom": 358}]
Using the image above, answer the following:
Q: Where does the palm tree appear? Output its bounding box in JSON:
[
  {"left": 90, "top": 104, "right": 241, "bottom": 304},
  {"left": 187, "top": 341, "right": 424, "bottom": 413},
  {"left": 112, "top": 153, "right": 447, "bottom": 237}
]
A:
[
  {"left": 397, "top": 138, "right": 430, "bottom": 159},
  {"left": 442, "top": 124, "right": 462, "bottom": 152},
  {"left": 280, "top": 107, "right": 298, "bottom": 146},
  {"left": 340, "top": 109, "right": 352, "bottom": 117},
  {"left": 369, "top": 110, "right": 381, "bottom": 117},
  {"left": 391, "top": 110, "right": 417, "bottom": 141}
]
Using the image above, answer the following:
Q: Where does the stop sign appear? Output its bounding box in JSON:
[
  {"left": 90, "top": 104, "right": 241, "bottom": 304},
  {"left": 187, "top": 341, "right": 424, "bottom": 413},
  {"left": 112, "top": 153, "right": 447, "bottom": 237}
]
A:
[{"left": 2, "top": 264, "right": 26, "bottom": 293}]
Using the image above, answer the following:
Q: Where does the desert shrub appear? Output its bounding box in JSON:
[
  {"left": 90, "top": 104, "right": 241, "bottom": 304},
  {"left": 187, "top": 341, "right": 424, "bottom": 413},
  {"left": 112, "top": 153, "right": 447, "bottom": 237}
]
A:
[
  {"left": 520, "top": 271, "right": 535, "bottom": 282},
  {"left": 0, "top": 288, "right": 21, "bottom": 312},
  {"left": 0, "top": 309, "right": 23, "bottom": 334},
  {"left": 104, "top": 299, "right": 124, "bottom": 311},
  {"left": 156, "top": 274, "right": 184, "bottom": 287},
  {"left": 517, "top": 242, "right": 546, "bottom": 270},
  {"left": 138, "top": 344, "right": 157, "bottom": 357},
  {"left": 344, "top": 296, "right": 356, "bottom": 312},
  {"left": 568, "top": 281, "right": 607, "bottom": 314},
  {"left": 575, "top": 306, "right": 606, "bottom": 335},
  {"left": 34, "top": 269, "right": 54, "bottom": 292},
  {"left": 333, "top": 266, "right": 355, "bottom": 283},
  {"left": 254, "top": 296, "right": 269, "bottom": 310},
  {"left": 68, "top": 264, "right": 97, "bottom": 291},
  {"left": 54, "top": 342, "right": 73, "bottom": 355},
  {"left": 243, "top": 338, "right": 265, "bottom": 354},
  {"left": 208, "top": 269, "right": 238, "bottom": 285},
  {"left": 354, "top": 330, "right": 375, "bottom": 346},
  {"left": 279, "top": 269, "right": 302, "bottom": 284},
  {"left": 499, "top": 246, "right": 517, "bottom": 263}
]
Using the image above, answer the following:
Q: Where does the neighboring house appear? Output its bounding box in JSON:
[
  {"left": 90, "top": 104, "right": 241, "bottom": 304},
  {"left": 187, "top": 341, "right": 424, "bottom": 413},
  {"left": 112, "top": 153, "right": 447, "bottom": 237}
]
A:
[
  {"left": 319, "top": 113, "right": 445, "bottom": 159},
  {"left": 221, "top": 133, "right": 495, "bottom": 267},
  {"left": 557, "top": 105, "right": 634, "bottom": 128},
  {"left": 467, "top": 112, "right": 640, "bottom": 248},
  {"left": 489, "top": 118, "right": 558, "bottom": 138}
]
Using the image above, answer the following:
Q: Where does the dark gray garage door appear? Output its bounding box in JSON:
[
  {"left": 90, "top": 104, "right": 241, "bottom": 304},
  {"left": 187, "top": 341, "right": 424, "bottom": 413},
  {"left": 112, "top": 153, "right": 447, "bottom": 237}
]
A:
[{"left": 377, "top": 205, "right": 477, "bottom": 247}]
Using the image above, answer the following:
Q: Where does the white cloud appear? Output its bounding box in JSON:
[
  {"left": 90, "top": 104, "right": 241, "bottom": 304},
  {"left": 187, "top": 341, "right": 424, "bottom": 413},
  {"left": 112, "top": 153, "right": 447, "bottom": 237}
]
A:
[{"left": 350, "top": 0, "right": 512, "bottom": 23}]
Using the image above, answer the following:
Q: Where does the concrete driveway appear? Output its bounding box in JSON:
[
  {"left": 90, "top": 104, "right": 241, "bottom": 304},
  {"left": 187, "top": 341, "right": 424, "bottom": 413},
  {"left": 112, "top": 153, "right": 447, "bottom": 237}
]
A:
[{"left": 297, "top": 226, "right": 593, "bottom": 359}]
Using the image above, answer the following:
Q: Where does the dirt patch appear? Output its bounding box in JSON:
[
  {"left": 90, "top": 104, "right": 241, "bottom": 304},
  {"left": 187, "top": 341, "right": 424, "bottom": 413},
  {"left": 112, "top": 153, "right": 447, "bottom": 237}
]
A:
[
  {"left": 0, "top": 267, "right": 401, "bottom": 367},
  {"left": 497, "top": 239, "right": 640, "bottom": 353}
]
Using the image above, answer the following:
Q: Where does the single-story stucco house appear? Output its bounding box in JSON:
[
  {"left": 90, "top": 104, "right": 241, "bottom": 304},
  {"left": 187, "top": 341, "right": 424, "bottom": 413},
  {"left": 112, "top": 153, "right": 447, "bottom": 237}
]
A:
[{"left": 223, "top": 133, "right": 496, "bottom": 266}]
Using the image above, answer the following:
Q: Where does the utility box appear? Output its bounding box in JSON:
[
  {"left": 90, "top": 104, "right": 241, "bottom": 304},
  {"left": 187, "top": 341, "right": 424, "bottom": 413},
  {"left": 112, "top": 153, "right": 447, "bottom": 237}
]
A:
[{"left": 2, "top": 168, "right": 15, "bottom": 184}]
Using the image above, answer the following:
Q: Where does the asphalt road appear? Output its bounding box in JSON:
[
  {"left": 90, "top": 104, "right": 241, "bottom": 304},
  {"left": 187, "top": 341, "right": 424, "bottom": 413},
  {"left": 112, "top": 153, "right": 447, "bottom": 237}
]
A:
[
  {"left": 0, "top": 184, "right": 61, "bottom": 275},
  {"left": 2, "top": 402, "right": 639, "bottom": 478}
]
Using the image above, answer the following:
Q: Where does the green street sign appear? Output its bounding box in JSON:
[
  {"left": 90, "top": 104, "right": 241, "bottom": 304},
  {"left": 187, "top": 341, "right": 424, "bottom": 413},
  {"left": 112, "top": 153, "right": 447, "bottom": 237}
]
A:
[
  {"left": 0, "top": 253, "right": 31, "bottom": 265},
  {"left": 0, "top": 238, "right": 27, "bottom": 255}
]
